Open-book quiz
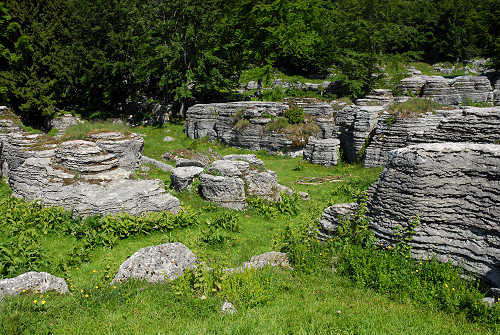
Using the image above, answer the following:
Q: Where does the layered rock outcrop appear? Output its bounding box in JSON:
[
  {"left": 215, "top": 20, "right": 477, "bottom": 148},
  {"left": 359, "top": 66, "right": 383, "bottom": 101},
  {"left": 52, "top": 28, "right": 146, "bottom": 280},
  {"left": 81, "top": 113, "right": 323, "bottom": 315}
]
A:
[
  {"left": 2, "top": 130, "right": 180, "bottom": 217},
  {"left": 400, "top": 75, "right": 495, "bottom": 105},
  {"left": 185, "top": 101, "right": 340, "bottom": 154},
  {"left": 368, "top": 143, "right": 500, "bottom": 286},
  {"left": 303, "top": 137, "right": 340, "bottom": 166},
  {"left": 322, "top": 143, "right": 500, "bottom": 286},
  {"left": 363, "top": 106, "right": 500, "bottom": 167}
]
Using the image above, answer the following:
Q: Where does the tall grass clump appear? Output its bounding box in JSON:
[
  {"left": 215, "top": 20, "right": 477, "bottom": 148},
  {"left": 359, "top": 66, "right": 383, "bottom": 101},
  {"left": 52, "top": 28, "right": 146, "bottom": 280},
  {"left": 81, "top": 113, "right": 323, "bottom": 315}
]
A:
[{"left": 387, "top": 98, "right": 449, "bottom": 119}]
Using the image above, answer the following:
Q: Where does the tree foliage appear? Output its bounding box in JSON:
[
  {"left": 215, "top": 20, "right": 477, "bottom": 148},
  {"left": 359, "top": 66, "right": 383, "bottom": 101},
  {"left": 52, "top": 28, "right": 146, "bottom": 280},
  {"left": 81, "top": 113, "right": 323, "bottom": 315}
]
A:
[{"left": 1, "top": 0, "right": 498, "bottom": 124}]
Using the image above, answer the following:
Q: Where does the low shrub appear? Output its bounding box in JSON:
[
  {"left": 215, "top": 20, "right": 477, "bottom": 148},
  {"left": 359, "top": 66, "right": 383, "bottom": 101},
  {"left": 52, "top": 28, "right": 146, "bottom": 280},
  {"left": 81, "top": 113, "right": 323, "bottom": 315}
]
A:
[{"left": 284, "top": 106, "right": 305, "bottom": 124}]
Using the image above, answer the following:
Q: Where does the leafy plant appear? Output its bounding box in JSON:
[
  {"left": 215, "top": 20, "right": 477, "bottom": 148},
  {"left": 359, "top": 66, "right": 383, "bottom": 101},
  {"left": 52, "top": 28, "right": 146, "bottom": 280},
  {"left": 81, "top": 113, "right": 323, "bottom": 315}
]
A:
[{"left": 284, "top": 106, "right": 305, "bottom": 124}]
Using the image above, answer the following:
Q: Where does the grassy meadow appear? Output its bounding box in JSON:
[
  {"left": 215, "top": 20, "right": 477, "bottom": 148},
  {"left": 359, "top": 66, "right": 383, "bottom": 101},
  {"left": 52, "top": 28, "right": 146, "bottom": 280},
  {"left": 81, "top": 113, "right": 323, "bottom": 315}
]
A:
[{"left": 0, "top": 122, "right": 498, "bottom": 334}]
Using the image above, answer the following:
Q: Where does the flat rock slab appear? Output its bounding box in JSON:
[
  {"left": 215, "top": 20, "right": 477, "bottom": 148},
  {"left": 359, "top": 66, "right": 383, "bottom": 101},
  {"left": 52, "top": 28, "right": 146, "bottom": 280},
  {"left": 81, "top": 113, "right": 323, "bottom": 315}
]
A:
[
  {"left": 112, "top": 242, "right": 197, "bottom": 284},
  {"left": 170, "top": 166, "right": 204, "bottom": 191},
  {"left": 0, "top": 272, "right": 69, "bottom": 296}
]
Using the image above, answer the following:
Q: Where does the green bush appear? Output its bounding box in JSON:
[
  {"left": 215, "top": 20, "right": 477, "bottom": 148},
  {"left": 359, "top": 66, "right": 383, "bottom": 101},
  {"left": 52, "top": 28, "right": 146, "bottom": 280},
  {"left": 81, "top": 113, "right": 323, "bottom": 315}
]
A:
[{"left": 284, "top": 106, "right": 305, "bottom": 124}]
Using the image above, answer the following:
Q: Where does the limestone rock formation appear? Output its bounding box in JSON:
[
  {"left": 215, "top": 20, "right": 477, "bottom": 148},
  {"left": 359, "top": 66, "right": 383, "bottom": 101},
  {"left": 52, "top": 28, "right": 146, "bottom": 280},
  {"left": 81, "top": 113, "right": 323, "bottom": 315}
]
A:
[
  {"left": 243, "top": 252, "right": 291, "bottom": 270},
  {"left": 6, "top": 135, "right": 180, "bottom": 217},
  {"left": 363, "top": 106, "right": 500, "bottom": 167},
  {"left": 355, "top": 89, "right": 394, "bottom": 106},
  {"left": 243, "top": 170, "right": 280, "bottom": 201},
  {"left": 399, "top": 75, "right": 495, "bottom": 105},
  {"left": 112, "top": 243, "right": 197, "bottom": 284},
  {"left": 88, "top": 132, "right": 144, "bottom": 171},
  {"left": 223, "top": 154, "right": 264, "bottom": 167},
  {"left": 199, "top": 174, "right": 247, "bottom": 210},
  {"left": 319, "top": 203, "right": 358, "bottom": 240},
  {"left": 367, "top": 143, "right": 500, "bottom": 286},
  {"left": 0, "top": 272, "right": 69, "bottom": 296},
  {"left": 48, "top": 114, "right": 82, "bottom": 134},
  {"left": 170, "top": 166, "right": 204, "bottom": 191},
  {"left": 303, "top": 137, "right": 340, "bottom": 166},
  {"left": 141, "top": 155, "right": 174, "bottom": 172},
  {"left": 208, "top": 160, "right": 249, "bottom": 177},
  {"left": 185, "top": 101, "right": 340, "bottom": 153}
]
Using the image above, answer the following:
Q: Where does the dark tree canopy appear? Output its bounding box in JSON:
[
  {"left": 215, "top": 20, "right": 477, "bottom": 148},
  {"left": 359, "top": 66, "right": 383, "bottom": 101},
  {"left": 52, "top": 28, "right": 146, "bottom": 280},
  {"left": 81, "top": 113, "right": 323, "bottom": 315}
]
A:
[{"left": 0, "top": 0, "right": 498, "bottom": 124}]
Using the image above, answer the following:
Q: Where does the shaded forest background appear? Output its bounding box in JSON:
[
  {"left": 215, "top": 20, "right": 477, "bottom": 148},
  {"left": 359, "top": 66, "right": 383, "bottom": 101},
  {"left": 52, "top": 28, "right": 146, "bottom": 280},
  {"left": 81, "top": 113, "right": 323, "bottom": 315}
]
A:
[{"left": 1, "top": 0, "right": 499, "bottom": 125}]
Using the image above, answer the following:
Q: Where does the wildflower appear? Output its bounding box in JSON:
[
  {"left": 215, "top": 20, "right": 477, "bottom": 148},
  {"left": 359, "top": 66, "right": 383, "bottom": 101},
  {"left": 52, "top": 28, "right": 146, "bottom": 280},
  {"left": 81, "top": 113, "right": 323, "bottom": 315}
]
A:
[
  {"left": 95, "top": 286, "right": 99, "bottom": 289},
  {"left": 92, "top": 269, "right": 97, "bottom": 273},
  {"left": 452, "top": 288, "right": 455, "bottom": 291},
  {"left": 80, "top": 289, "right": 84, "bottom": 293},
  {"left": 445, "top": 283, "right": 448, "bottom": 288},
  {"left": 387, "top": 245, "right": 392, "bottom": 250},
  {"left": 419, "top": 262, "right": 423, "bottom": 265},
  {"left": 415, "top": 269, "right": 419, "bottom": 273},
  {"left": 84, "top": 294, "right": 89, "bottom": 298},
  {"left": 113, "top": 286, "right": 117, "bottom": 289},
  {"left": 33, "top": 299, "right": 38, "bottom": 304},
  {"left": 41, "top": 300, "right": 46, "bottom": 305},
  {"left": 22, "top": 289, "right": 26, "bottom": 293}
]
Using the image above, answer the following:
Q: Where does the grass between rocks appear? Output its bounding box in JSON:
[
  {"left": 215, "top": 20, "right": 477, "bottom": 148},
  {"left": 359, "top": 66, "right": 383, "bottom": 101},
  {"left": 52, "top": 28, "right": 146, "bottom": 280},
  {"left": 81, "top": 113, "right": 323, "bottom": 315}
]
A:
[{"left": 0, "top": 123, "right": 498, "bottom": 334}]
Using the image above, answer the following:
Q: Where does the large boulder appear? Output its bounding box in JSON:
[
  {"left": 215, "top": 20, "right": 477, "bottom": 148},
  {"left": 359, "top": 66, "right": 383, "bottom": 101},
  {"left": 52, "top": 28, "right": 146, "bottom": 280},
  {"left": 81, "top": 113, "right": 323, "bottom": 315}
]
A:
[
  {"left": 243, "top": 170, "right": 280, "bottom": 201},
  {"left": 208, "top": 160, "right": 250, "bottom": 177},
  {"left": 112, "top": 243, "right": 197, "bottom": 284},
  {"left": 367, "top": 143, "right": 500, "bottom": 287},
  {"left": 199, "top": 174, "right": 247, "bottom": 210},
  {"left": 303, "top": 137, "right": 340, "bottom": 166},
  {"left": 170, "top": 166, "right": 204, "bottom": 191},
  {"left": 0, "top": 272, "right": 69, "bottom": 296}
]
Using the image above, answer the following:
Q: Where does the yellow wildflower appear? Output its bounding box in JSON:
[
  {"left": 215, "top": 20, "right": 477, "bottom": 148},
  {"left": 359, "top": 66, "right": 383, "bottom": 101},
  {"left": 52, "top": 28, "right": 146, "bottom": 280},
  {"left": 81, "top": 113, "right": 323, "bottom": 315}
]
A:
[
  {"left": 41, "top": 300, "right": 46, "bottom": 305},
  {"left": 33, "top": 299, "right": 38, "bottom": 304}
]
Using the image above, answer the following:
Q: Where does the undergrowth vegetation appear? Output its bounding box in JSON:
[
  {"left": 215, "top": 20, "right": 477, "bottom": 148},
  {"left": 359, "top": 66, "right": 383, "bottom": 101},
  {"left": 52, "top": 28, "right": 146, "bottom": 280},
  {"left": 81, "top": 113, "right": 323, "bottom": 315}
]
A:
[{"left": 0, "top": 123, "right": 498, "bottom": 334}]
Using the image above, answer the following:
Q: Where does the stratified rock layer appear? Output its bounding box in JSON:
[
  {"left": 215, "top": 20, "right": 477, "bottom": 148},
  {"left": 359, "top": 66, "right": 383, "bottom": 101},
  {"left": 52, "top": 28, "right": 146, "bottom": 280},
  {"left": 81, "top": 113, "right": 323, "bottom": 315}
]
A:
[
  {"left": 199, "top": 174, "right": 247, "bottom": 210},
  {"left": 303, "top": 137, "right": 340, "bottom": 166},
  {"left": 400, "top": 75, "right": 495, "bottom": 105},
  {"left": 363, "top": 106, "right": 500, "bottom": 167},
  {"left": 88, "top": 132, "right": 144, "bottom": 171},
  {"left": 185, "top": 101, "right": 340, "bottom": 153},
  {"left": 367, "top": 143, "right": 500, "bottom": 286},
  {"left": 7, "top": 136, "right": 180, "bottom": 217}
]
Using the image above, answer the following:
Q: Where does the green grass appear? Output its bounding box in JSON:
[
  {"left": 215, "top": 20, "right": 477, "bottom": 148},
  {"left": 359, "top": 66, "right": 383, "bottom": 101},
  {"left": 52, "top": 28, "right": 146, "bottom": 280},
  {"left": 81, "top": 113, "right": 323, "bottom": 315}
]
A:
[{"left": 0, "top": 122, "right": 498, "bottom": 334}]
